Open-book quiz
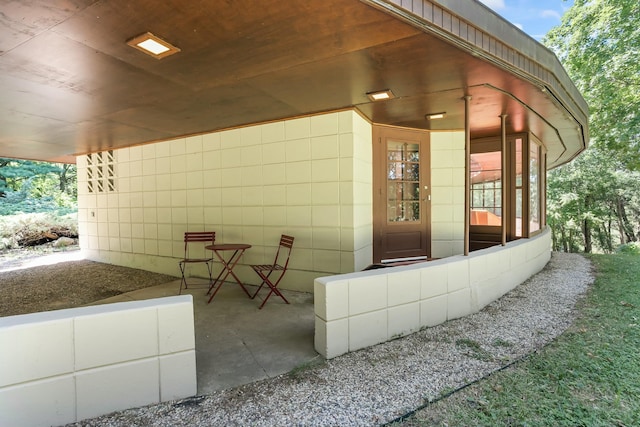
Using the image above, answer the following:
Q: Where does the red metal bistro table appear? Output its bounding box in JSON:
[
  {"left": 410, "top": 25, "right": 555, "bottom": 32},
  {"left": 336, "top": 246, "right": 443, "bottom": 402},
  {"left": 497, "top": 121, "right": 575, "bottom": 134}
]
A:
[{"left": 206, "top": 243, "right": 252, "bottom": 303}]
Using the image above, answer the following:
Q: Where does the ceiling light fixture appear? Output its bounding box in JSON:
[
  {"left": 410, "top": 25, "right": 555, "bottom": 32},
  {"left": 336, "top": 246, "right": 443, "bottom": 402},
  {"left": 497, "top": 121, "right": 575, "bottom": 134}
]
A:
[
  {"left": 367, "top": 89, "right": 395, "bottom": 101},
  {"left": 127, "top": 32, "right": 181, "bottom": 59},
  {"left": 426, "top": 112, "right": 446, "bottom": 120}
]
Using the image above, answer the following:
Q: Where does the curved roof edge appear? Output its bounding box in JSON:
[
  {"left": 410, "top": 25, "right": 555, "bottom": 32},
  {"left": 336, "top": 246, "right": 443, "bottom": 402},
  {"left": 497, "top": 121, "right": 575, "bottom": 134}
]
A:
[{"left": 362, "top": 0, "right": 589, "bottom": 166}]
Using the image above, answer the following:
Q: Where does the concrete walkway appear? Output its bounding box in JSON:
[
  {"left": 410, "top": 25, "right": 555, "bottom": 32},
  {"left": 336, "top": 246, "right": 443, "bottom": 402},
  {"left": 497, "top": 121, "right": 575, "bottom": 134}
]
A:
[{"left": 95, "top": 278, "right": 319, "bottom": 395}]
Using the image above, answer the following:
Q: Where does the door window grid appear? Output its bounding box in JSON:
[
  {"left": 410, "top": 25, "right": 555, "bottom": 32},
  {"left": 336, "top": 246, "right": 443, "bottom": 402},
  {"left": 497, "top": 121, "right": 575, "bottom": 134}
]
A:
[
  {"left": 86, "top": 150, "right": 116, "bottom": 193},
  {"left": 387, "top": 141, "right": 420, "bottom": 222}
]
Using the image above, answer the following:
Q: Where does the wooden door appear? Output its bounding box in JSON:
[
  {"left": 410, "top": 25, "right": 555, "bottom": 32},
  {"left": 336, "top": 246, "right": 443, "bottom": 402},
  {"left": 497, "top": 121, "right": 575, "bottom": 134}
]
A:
[{"left": 373, "top": 126, "right": 431, "bottom": 263}]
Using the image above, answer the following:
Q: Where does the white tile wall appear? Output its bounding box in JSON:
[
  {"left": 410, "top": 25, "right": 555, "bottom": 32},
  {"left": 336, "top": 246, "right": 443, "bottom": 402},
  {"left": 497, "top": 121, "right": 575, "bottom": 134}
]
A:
[
  {"left": 315, "top": 229, "right": 552, "bottom": 359},
  {"left": 0, "top": 296, "right": 196, "bottom": 427},
  {"left": 430, "top": 131, "right": 465, "bottom": 259},
  {"left": 77, "top": 111, "right": 374, "bottom": 291}
]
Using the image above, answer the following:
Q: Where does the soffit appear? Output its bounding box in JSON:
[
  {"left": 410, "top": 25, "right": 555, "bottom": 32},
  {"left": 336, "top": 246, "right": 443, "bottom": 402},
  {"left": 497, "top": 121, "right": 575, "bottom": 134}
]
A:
[{"left": 0, "top": 0, "right": 587, "bottom": 167}]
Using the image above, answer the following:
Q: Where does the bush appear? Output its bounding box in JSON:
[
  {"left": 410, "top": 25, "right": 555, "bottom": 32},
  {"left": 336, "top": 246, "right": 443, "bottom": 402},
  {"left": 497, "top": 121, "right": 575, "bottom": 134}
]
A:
[
  {"left": 616, "top": 242, "right": 640, "bottom": 255},
  {"left": 0, "top": 189, "right": 76, "bottom": 216}
]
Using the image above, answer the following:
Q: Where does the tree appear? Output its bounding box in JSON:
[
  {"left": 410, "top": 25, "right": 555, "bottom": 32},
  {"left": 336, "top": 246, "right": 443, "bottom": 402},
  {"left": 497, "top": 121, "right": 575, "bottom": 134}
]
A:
[
  {"left": 544, "top": 0, "right": 640, "bottom": 170},
  {"left": 543, "top": 0, "right": 640, "bottom": 252},
  {"left": 0, "top": 158, "right": 77, "bottom": 215}
]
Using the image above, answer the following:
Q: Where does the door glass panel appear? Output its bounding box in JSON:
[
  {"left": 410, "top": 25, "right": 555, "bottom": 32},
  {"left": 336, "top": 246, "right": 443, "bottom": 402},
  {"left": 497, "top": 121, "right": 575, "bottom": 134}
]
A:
[
  {"left": 387, "top": 140, "right": 420, "bottom": 222},
  {"left": 470, "top": 151, "right": 502, "bottom": 225}
]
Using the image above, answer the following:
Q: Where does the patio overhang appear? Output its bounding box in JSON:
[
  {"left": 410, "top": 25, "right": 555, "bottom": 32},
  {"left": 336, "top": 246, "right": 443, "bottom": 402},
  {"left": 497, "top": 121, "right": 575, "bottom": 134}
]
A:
[{"left": 0, "top": 0, "right": 587, "bottom": 168}]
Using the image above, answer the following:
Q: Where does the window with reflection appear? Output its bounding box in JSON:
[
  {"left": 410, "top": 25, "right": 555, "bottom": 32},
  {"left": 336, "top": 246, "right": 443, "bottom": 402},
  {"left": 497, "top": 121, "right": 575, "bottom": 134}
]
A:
[
  {"left": 515, "top": 138, "right": 523, "bottom": 237},
  {"left": 470, "top": 133, "right": 545, "bottom": 250},
  {"left": 387, "top": 141, "right": 420, "bottom": 222},
  {"left": 529, "top": 141, "right": 540, "bottom": 233},
  {"left": 470, "top": 151, "right": 502, "bottom": 226}
]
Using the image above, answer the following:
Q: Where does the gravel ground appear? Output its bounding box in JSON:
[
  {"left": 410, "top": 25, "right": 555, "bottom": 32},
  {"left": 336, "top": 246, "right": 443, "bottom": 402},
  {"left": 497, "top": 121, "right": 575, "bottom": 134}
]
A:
[
  {"left": 65, "top": 252, "right": 593, "bottom": 427},
  {"left": 0, "top": 247, "right": 177, "bottom": 316}
]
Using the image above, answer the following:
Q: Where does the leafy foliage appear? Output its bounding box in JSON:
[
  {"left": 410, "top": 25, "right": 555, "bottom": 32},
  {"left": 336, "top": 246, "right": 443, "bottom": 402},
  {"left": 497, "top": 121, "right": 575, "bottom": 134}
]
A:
[
  {"left": 544, "top": 0, "right": 640, "bottom": 170},
  {"left": 544, "top": 0, "right": 640, "bottom": 252},
  {"left": 0, "top": 158, "right": 77, "bottom": 216}
]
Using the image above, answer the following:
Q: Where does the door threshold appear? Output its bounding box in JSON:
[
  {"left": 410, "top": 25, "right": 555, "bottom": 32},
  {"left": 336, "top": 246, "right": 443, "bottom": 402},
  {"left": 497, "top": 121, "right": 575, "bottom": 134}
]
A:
[{"left": 381, "top": 256, "right": 428, "bottom": 264}]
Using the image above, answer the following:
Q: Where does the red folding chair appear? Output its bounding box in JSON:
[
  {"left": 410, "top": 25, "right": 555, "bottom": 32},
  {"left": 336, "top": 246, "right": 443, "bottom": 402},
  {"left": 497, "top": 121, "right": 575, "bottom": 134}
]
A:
[
  {"left": 250, "top": 234, "right": 294, "bottom": 309},
  {"left": 178, "top": 231, "right": 215, "bottom": 294}
]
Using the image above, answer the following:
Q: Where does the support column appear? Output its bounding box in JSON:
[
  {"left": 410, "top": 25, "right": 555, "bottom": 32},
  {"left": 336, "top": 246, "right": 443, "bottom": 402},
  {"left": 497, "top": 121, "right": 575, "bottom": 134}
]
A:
[
  {"left": 501, "top": 114, "right": 508, "bottom": 246},
  {"left": 464, "top": 95, "right": 471, "bottom": 256}
]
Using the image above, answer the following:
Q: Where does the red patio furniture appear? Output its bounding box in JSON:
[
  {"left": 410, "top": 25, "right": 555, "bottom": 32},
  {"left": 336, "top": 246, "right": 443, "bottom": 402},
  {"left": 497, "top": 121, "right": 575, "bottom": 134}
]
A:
[
  {"left": 178, "top": 231, "right": 216, "bottom": 294},
  {"left": 250, "top": 234, "right": 295, "bottom": 309}
]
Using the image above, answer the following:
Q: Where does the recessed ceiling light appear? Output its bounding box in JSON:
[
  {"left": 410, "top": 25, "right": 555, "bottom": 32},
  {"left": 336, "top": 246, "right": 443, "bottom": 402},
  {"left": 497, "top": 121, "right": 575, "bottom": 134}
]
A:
[
  {"left": 426, "top": 112, "right": 446, "bottom": 120},
  {"left": 367, "top": 89, "right": 395, "bottom": 101},
  {"left": 127, "top": 32, "right": 180, "bottom": 59}
]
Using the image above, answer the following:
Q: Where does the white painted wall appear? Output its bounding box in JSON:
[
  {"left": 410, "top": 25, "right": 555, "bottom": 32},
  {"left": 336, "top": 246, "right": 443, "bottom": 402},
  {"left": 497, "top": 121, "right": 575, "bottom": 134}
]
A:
[
  {"left": 77, "top": 111, "right": 373, "bottom": 292},
  {"left": 430, "top": 131, "right": 466, "bottom": 258},
  {"left": 0, "top": 296, "right": 196, "bottom": 427},
  {"left": 314, "top": 228, "right": 551, "bottom": 359},
  {"left": 76, "top": 109, "right": 467, "bottom": 292}
]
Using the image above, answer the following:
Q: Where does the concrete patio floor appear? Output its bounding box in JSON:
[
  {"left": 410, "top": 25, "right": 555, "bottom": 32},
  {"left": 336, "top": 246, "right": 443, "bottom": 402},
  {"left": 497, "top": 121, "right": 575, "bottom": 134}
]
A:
[{"left": 95, "top": 278, "right": 319, "bottom": 395}]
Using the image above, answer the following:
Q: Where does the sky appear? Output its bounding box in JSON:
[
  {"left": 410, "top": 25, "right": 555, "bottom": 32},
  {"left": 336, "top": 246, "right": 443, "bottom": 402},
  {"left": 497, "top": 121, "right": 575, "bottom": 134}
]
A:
[{"left": 478, "top": 0, "right": 574, "bottom": 40}]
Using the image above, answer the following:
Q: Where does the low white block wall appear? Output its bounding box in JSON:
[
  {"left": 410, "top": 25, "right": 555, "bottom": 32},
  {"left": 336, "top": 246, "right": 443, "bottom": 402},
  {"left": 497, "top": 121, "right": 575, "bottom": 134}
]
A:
[
  {"left": 314, "top": 229, "right": 551, "bottom": 359},
  {"left": 0, "top": 296, "right": 197, "bottom": 427}
]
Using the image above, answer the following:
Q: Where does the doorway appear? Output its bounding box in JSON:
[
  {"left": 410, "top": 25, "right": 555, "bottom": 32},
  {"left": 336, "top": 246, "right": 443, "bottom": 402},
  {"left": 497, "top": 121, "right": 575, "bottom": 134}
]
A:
[{"left": 373, "top": 126, "right": 431, "bottom": 263}]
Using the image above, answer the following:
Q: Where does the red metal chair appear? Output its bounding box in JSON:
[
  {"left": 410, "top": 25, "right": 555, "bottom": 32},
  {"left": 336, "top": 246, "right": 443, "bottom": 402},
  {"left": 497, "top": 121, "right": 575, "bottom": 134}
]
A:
[
  {"left": 178, "top": 231, "right": 215, "bottom": 294},
  {"left": 250, "top": 234, "right": 295, "bottom": 309}
]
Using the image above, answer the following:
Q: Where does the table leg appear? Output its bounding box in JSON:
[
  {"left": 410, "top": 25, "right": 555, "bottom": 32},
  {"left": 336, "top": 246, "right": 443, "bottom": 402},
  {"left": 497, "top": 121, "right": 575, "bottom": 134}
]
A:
[{"left": 207, "top": 249, "right": 251, "bottom": 303}]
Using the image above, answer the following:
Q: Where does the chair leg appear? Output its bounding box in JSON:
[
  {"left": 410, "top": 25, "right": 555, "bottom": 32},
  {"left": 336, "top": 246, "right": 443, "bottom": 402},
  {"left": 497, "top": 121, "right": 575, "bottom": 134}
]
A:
[
  {"left": 206, "top": 261, "right": 213, "bottom": 291},
  {"left": 254, "top": 270, "right": 290, "bottom": 309},
  {"left": 179, "top": 262, "right": 187, "bottom": 295},
  {"left": 250, "top": 280, "right": 267, "bottom": 299}
]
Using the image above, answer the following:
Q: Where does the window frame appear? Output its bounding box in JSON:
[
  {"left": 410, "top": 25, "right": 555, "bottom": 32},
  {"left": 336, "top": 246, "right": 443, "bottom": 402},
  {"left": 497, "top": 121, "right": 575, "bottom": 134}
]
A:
[{"left": 470, "top": 133, "right": 546, "bottom": 250}]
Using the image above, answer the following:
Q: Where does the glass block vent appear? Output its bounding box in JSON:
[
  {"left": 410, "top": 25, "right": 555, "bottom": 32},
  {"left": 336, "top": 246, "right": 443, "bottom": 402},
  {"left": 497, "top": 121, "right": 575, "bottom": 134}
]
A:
[{"left": 86, "top": 150, "right": 116, "bottom": 193}]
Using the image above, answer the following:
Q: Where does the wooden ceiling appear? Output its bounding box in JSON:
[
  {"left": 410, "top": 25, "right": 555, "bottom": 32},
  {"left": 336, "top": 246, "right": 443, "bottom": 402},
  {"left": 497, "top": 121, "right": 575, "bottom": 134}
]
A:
[{"left": 0, "top": 0, "right": 587, "bottom": 167}]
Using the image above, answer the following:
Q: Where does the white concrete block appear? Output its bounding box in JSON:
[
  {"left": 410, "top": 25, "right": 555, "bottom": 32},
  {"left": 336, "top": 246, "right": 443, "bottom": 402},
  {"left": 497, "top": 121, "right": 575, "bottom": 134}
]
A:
[
  {"left": 76, "top": 359, "right": 160, "bottom": 421},
  {"left": 468, "top": 254, "right": 489, "bottom": 284},
  {"left": 387, "top": 269, "right": 421, "bottom": 307},
  {"left": 311, "top": 135, "right": 339, "bottom": 159},
  {"left": 0, "top": 318, "right": 74, "bottom": 387},
  {"left": 447, "top": 259, "right": 469, "bottom": 292},
  {"left": 388, "top": 303, "right": 420, "bottom": 339},
  {"left": 285, "top": 117, "right": 311, "bottom": 140},
  {"left": 157, "top": 300, "right": 195, "bottom": 354},
  {"left": 314, "top": 279, "right": 349, "bottom": 321},
  {"left": 315, "top": 317, "right": 349, "bottom": 359},
  {"left": 261, "top": 121, "right": 285, "bottom": 143},
  {"left": 420, "top": 263, "right": 448, "bottom": 299},
  {"left": 0, "top": 375, "right": 75, "bottom": 427},
  {"left": 348, "top": 274, "right": 387, "bottom": 315},
  {"left": 448, "top": 288, "right": 474, "bottom": 321},
  {"left": 311, "top": 158, "right": 340, "bottom": 182},
  {"left": 311, "top": 113, "right": 339, "bottom": 137},
  {"left": 349, "top": 311, "right": 387, "bottom": 352},
  {"left": 159, "top": 351, "right": 197, "bottom": 402},
  {"left": 74, "top": 307, "right": 159, "bottom": 370},
  {"left": 285, "top": 138, "right": 311, "bottom": 162},
  {"left": 420, "top": 294, "right": 448, "bottom": 327},
  {"left": 312, "top": 249, "right": 341, "bottom": 273}
]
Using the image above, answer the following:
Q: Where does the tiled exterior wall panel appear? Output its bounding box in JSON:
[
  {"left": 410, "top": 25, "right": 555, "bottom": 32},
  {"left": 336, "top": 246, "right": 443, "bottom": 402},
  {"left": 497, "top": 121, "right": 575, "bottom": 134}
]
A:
[
  {"left": 315, "top": 229, "right": 552, "bottom": 359},
  {"left": 0, "top": 296, "right": 196, "bottom": 427},
  {"left": 430, "top": 131, "right": 465, "bottom": 259},
  {"left": 77, "top": 111, "right": 373, "bottom": 293},
  {"left": 0, "top": 318, "right": 74, "bottom": 387}
]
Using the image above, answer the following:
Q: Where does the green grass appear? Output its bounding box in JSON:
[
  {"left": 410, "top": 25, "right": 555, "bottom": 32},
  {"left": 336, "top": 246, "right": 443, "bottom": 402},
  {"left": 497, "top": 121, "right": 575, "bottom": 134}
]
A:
[{"left": 402, "top": 254, "right": 640, "bottom": 426}]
